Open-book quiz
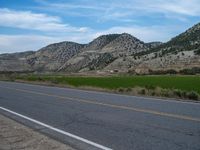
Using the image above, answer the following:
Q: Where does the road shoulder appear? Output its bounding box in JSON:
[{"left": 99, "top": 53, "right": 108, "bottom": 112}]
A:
[{"left": 0, "top": 114, "right": 75, "bottom": 150}]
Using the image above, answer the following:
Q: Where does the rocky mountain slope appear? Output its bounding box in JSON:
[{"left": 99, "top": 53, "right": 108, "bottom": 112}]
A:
[
  {"left": 140, "top": 23, "right": 200, "bottom": 56},
  {"left": 127, "top": 22, "right": 200, "bottom": 73},
  {"left": 26, "top": 42, "right": 85, "bottom": 71},
  {"left": 0, "top": 51, "right": 34, "bottom": 72},
  {"left": 59, "top": 33, "right": 149, "bottom": 72},
  {"left": 0, "top": 22, "right": 199, "bottom": 74}
]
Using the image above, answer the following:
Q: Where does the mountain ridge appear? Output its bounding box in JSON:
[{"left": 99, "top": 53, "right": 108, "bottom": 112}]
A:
[{"left": 0, "top": 23, "right": 200, "bottom": 74}]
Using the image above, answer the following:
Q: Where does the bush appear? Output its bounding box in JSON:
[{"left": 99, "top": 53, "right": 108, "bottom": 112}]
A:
[
  {"left": 38, "top": 77, "right": 43, "bottom": 81},
  {"left": 126, "top": 88, "right": 132, "bottom": 92},
  {"left": 139, "top": 89, "right": 146, "bottom": 95},
  {"left": 179, "top": 67, "right": 200, "bottom": 75},
  {"left": 51, "top": 79, "right": 59, "bottom": 84},
  {"left": 145, "top": 85, "right": 156, "bottom": 90},
  {"left": 173, "top": 89, "right": 199, "bottom": 100},
  {"left": 179, "top": 91, "right": 187, "bottom": 98},
  {"left": 187, "top": 91, "right": 199, "bottom": 100},
  {"left": 149, "top": 69, "right": 177, "bottom": 75},
  {"left": 118, "top": 88, "right": 124, "bottom": 92},
  {"left": 151, "top": 91, "right": 156, "bottom": 96},
  {"left": 173, "top": 89, "right": 183, "bottom": 98},
  {"left": 194, "top": 49, "right": 200, "bottom": 55},
  {"left": 161, "top": 91, "right": 170, "bottom": 97}
]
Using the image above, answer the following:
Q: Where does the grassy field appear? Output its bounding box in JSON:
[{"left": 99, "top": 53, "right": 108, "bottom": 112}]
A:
[
  {"left": 1, "top": 74, "right": 199, "bottom": 100},
  {"left": 15, "top": 75, "right": 200, "bottom": 94}
]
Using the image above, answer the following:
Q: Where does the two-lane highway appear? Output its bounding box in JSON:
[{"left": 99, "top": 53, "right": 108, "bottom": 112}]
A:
[{"left": 0, "top": 81, "right": 200, "bottom": 150}]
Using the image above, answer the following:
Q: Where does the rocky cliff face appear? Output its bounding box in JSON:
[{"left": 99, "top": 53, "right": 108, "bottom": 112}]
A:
[{"left": 0, "top": 22, "right": 200, "bottom": 74}]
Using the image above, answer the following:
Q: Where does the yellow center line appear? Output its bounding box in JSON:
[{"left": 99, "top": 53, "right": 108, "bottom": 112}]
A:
[{"left": 1, "top": 86, "right": 200, "bottom": 123}]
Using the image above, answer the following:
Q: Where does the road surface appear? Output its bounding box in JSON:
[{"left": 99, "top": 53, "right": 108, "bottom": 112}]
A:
[{"left": 0, "top": 81, "right": 200, "bottom": 150}]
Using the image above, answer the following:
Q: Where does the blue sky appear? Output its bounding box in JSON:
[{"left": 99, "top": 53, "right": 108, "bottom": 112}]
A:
[{"left": 0, "top": 0, "right": 200, "bottom": 53}]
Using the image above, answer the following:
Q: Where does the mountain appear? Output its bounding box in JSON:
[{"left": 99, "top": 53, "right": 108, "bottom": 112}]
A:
[
  {"left": 26, "top": 41, "right": 85, "bottom": 71},
  {"left": 143, "top": 22, "right": 200, "bottom": 56},
  {"left": 0, "top": 51, "right": 34, "bottom": 72},
  {"left": 146, "top": 42, "right": 163, "bottom": 49},
  {"left": 81, "top": 34, "right": 121, "bottom": 51},
  {"left": 129, "top": 22, "right": 200, "bottom": 74},
  {"left": 58, "top": 33, "right": 148, "bottom": 72},
  {"left": 163, "top": 23, "right": 200, "bottom": 54},
  {"left": 0, "top": 22, "right": 200, "bottom": 74}
]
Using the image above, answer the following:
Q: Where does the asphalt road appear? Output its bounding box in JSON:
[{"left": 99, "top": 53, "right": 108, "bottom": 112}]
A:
[{"left": 0, "top": 81, "right": 200, "bottom": 150}]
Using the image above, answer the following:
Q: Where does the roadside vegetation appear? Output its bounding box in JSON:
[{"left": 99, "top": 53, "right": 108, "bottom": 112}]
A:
[{"left": 0, "top": 74, "right": 200, "bottom": 101}]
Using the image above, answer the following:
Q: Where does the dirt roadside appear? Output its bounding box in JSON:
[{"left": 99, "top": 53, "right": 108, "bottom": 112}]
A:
[{"left": 0, "top": 114, "right": 75, "bottom": 150}]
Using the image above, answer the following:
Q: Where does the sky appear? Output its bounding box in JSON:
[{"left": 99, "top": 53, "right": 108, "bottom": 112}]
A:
[{"left": 0, "top": 0, "right": 200, "bottom": 53}]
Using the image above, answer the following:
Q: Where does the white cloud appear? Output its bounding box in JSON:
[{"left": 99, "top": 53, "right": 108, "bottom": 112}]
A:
[
  {"left": 0, "top": 35, "right": 60, "bottom": 53},
  {"left": 0, "top": 8, "right": 89, "bottom": 32},
  {"left": 37, "top": 0, "right": 200, "bottom": 21},
  {"left": 155, "top": 0, "right": 200, "bottom": 16},
  {"left": 0, "top": 24, "right": 183, "bottom": 53},
  {"left": 94, "top": 25, "right": 181, "bottom": 42},
  {"left": 0, "top": 33, "right": 94, "bottom": 53}
]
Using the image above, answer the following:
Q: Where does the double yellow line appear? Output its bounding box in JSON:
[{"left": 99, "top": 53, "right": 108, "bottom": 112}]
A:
[{"left": 1, "top": 86, "right": 200, "bottom": 122}]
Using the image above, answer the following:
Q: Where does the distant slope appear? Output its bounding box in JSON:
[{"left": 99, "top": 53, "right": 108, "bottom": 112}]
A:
[
  {"left": 101, "top": 33, "right": 148, "bottom": 56},
  {"left": 82, "top": 34, "right": 121, "bottom": 51},
  {"left": 162, "top": 23, "right": 200, "bottom": 53},
  {"left": 126, "top": 23, "right": 200, "bottom": 74},
  {"left": 142, "top": 22, "right": 200, "bottom": 56},
  {"left": 59, "top": 33, "right": 148, "bottom": 72},
  {"left": 146, "top": 42, "right": 163, "bottom": 49},
  {"left": 0, "top": 22, "right": 200, "bottom": 74},
  {"left": 103, "top": 23, "right": 200, "bottom": 73},
  {"left": 0, "top": 51, "right": 34, "bottom": 72},
  {"left": 26, "top": 41, "right": 85, "bottom": 71}
]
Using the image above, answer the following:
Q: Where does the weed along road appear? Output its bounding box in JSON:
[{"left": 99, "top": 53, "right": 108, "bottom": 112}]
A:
[{"left": 0, "top": 81, "right": 200, "bottom": 150}]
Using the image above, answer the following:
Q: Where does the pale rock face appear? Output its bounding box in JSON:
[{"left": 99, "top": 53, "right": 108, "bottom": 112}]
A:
[
  {"left": 0, "top": 51, "right": 34, "bottom": 72},
  {"left": 0, "top": 23, "right": 200, "bottom": 73}
]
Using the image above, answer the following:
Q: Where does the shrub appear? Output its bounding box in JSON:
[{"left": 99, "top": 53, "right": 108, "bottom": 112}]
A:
[
  {"left": 51, "top": 79, "right": 59, "bottom": 84},
  {"left": 118, "top": 88, "right": 124, "bottom": 92},
  {"left": 38, "top": 77, "right": 43, "bottom": 81},
  {"left": 126, "top": 88, "right": 132, "bottom": 92},
  {"left": 179, "top": 67, "right": 200, "bottom": 75},
  {"left": 173, "top": 89, "right": 183, "bottom": 98},
  {"left": 149, "top": 69, "right": 177, "bottom": 75},
  {"left": 139, "top": 89, "right": 146, "bottom": 95},
  {"left": 145, "top": 85, "right": 156, "bottom": 90},
  {"left": 187, "top": 91, "right": 199, "bottom": 100},
  {"left": 151, "top": 91, "right": 156, "bottom": 96},
  {"left": 194, "top": 49, "right": 200, "bottom": 55},
  {"left": 181, "top": 91, "right": 187, "bottom": 98},
  {"left": 161, "top": 90, "right": 170, "bottom": 97}
]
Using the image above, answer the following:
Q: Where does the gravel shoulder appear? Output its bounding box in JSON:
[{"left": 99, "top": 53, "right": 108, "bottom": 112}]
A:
[{"left": 0, "top": 114, "right": 75, "bottom": 150}]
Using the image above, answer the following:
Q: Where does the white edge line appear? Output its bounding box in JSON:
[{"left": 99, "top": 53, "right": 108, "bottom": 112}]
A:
[{"left": 0, "top": 106, "right": 112, "bottom": 150}]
